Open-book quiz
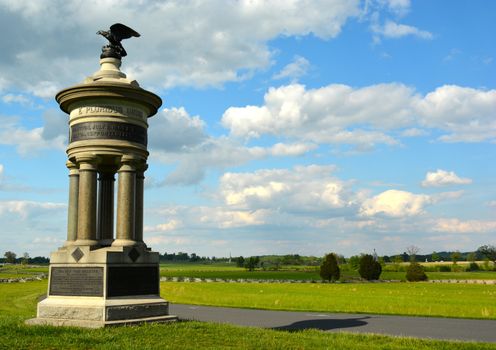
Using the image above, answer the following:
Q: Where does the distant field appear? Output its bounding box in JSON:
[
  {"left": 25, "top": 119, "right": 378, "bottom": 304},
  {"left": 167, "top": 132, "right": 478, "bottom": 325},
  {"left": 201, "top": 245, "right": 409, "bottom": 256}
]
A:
[
  {"left": 161, "top": 281, "right": 496, "bottom": 319},
  {"left": 159, "top": 263, "right": 496, "bottom": 281},
  {"left": 1, "top": 281, "right": 496, "bottom": 349},
  {"left": 0, "top": 265, "right": 48, "bottom": 279}
]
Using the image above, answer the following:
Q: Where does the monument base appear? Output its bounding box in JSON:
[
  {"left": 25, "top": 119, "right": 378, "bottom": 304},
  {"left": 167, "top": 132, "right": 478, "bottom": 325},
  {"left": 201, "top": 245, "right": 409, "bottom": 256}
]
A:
[
  {"left": 25, "top": 296, "right": 177, "bottom": 328},
  {"left": 26, "top": 245, "right": 177, "bottom": 328}
]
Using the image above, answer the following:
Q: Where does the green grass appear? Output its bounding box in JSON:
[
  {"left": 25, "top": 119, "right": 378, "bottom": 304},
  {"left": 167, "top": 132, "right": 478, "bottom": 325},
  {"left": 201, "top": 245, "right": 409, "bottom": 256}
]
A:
[
  {"left": 161, "top": 281, "right": 496, "bottom": 319},
  {"left": 1, "top": 281, "right": 495, "bottom": 349},
  {"left": 160, "top": 267, "right": 496, "bottom": 281},
  {"left": 0, "top": 265, "right": 48, "bottom": 279}
]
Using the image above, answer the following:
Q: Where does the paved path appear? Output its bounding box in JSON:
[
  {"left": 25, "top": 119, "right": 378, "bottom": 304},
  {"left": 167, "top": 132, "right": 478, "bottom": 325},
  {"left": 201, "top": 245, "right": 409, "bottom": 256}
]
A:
[{"left": 170, "top": 304, "right": 496, "bottom": 343}]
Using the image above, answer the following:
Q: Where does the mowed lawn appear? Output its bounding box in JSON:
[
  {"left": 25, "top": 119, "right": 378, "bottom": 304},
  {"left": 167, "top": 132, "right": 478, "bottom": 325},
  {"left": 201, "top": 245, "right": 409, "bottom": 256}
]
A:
[
  {"left": 161, "top": 281, "right": 496, "bottom": 319},
  {"left": 1, "top": 281, "right": 496, "bottom": 349}
]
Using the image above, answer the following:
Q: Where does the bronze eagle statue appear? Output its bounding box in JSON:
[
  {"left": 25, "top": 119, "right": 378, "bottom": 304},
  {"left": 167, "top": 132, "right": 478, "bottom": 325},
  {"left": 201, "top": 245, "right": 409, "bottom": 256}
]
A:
[{"left": 97, "top": 23, "right": 140, "bottom": 59}]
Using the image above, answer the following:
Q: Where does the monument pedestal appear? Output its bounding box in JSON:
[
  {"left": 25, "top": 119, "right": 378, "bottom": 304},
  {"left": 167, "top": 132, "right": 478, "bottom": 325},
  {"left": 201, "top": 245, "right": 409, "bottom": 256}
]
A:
[{"left": 26, "top": 245, "right": 177, "bottom": 328}]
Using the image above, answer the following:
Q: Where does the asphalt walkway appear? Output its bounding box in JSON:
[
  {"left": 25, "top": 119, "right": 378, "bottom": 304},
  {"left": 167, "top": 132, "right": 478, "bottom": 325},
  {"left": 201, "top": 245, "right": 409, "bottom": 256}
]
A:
[{"left": 170, "top": 304, "right": 496, "bottom": 343}]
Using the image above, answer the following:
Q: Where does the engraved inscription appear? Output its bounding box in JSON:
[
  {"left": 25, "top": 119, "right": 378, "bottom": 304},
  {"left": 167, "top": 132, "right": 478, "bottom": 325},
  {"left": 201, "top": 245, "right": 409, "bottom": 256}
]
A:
[
  {"left": 107, "top": 266, "right": 158, "bottom": 297},
  {"left": 50, "top": 267, "right": 103, "bottom": 296},
  {"left": 77, "top": 105, "right": 144, "bottom": 118},
  {"left": 70, "top": 121, "right": 147, "bottom": 145}
]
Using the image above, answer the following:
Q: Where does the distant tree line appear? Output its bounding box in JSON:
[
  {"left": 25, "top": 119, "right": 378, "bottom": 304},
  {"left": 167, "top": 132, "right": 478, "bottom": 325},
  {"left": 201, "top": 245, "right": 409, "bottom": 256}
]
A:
[{"left": 1, "top": 251, "right": 49, "bottom": 264}]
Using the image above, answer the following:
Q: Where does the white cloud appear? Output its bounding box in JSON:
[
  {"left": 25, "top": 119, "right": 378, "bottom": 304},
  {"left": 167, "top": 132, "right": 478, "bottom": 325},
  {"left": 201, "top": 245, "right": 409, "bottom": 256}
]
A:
[
  {"left": 0, "top": 0, "right": 361, "bottom": 92},
  {"left": 433, "top": 218, "right": 496, "bottom": 234},
  {"left": 2, "top": 93, "right": 32, "bottom": 106},
  {"left": 360, "top": 189, "right": 432, "bottom": 217},
  {"left": 219, "top": 165, "right": 357, "bottom": 214},
  {"left": 273, "top": 56, "right": 310, "bottom": 81},
  {"left": 0, "top": 117, "right": 66, "bottom": 156},
  {"left": 144, "top": 220, "right": 182, "bottom": 233},
  {"left": 222, "top": 83, "right": 496, "bottom": 145},
  {"left": 0, "top": 200, "right": 65, "bottom": 220},
  {"left": 149, "top": 107, "right": 207, "bottom": 152},
  {"left": 416, "top": 85, "right": 496, "bottom": 143},
  {"left": 421, "top": 169, "right": 472, "bottom": 187},
  {"left": 373, "top": 20, "right": 433, "bottom": 40}
]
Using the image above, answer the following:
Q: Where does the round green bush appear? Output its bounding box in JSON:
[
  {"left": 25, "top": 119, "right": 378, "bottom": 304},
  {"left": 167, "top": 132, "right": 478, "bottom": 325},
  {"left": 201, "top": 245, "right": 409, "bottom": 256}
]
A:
[
  {"left": 467, "top": 262, "right": 480, "bottom": 271},
  {"left": 406, "top": 262, "right": 428, "bottom": 282},
  {"left": 358, "top": 254, "right": 382, "bottom": 280}
]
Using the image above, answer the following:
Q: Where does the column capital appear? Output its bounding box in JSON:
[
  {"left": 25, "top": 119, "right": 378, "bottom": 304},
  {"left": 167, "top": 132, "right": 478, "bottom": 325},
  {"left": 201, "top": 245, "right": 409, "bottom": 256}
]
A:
[
  {"left": 76, "top": 154, "right": 99, "bottom": 171},
  {"left": 118, "top": 155, "right": 141, "bottom": 172},
  {"left": 66, "top": 160, "right": 79, "bottom": 176}
]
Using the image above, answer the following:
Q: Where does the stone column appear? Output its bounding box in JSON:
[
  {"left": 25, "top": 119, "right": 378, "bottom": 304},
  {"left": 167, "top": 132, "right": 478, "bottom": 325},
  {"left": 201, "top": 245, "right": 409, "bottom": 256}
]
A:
[
  {"left": 64, "top": 161, "right": 79, "bottom": 246},
  {"left": 97, "top": 171, "right": 115, "bottom": 246},
  {"left": 113, "top": 157, "right": 136, "bottom": 246},
  {"left": 76, "top": 156, "right": 98, "bottom": 246},
  {"left": 134, "top": 163, "right": 147, "bottom": 246}
]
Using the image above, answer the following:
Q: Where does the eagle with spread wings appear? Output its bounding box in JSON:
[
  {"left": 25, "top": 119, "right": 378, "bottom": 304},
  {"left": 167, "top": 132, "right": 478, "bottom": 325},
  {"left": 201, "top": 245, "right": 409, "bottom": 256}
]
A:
[{"left": 97, "top": 23, "right": 140, "bottom": 58}]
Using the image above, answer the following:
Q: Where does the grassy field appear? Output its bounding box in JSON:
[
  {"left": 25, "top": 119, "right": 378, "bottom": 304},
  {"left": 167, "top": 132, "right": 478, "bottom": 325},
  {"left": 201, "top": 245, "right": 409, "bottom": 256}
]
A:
[
  {"left": 161, "top": 281, "right": 496, "bottom": 319},
  {"left": 1, "top": 281, "right": 495, "bottom": 349},
  {"left": 160, "top": 263, "right": 496, "bottom": 281},
  {"left": 0, "top": 265, "right": 48, "bottom": 279}
]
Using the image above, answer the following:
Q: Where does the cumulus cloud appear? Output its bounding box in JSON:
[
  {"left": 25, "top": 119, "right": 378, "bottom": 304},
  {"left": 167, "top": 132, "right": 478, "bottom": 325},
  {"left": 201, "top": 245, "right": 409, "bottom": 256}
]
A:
[
  {"left": 0, "top": 0, "right": 360, "bottom": 93},
  {"left": 144, "top": 219, "right": 182, "bottom": 233},
  {"left": 0, "top": 200, "right": 65, "bottom": 220},
  {"left": 433, "top": 218, "right": 496, "bottom": 234},
  {"left": 416, "top": 85, "right": 496, "bottom": 142},
  {"left": 372, "top": 20, "right": 433, "bottom": 40},
  {"left": 421, "top": 169, "right": 472, "bottom": 187},
  {"left": 222, "top": 83, "right": 496, "bottom": 145},
  {"left": 149, "top": 107, "right": 207, "bottom": 152},
  {"left": 272, "top": 56, "right": 310, "bottom": 81},
  {"left": 0, "top": 117, "right": 66, "bottom": 156},
  {"left": 360, "top": 189, "right": 432, "bottom": 217},
  {"left": 219, "top": 165, "right": 358, "bottom": 215},
  {"left": 148, "top": 106, "right": 317, "bottom": 185}
]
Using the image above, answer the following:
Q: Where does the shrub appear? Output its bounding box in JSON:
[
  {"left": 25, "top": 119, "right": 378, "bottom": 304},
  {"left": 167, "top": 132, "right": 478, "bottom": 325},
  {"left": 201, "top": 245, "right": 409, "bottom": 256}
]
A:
[
  {"left": 467, "top": 262, "right": 480, "bottom": 271},
  {"left": 438, "top": 265, "right": 451, "bottom": 272},
  {"left": 406, "top": 262, "right": 428, "bottom": 282},
  {"left": 358, "top": 254, "right": 382, "bottom": 280},
  {"left": 320, "top": 253, "right": 340, "bottom": 282}
]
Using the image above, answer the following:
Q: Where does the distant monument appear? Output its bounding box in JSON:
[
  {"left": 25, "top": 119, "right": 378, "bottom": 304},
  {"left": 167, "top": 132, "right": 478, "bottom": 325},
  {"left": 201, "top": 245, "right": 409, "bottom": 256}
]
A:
[{"left": 27, "top": 24, "right": 176, "bottom": 327}]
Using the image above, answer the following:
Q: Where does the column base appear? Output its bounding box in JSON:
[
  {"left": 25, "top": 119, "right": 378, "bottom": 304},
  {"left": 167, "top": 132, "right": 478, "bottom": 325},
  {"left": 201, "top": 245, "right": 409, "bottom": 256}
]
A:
[
  {"left": 112, "top": 239, "right": 139, "bottom": 247},
  {"left": 74, "top": 239, "right": 99, "bottom": 246}
]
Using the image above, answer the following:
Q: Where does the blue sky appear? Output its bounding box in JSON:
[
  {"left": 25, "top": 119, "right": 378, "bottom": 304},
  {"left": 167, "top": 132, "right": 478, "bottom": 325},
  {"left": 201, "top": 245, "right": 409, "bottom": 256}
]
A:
[{"left": 0, "top": 0, "right": 495, "bottom": 258}]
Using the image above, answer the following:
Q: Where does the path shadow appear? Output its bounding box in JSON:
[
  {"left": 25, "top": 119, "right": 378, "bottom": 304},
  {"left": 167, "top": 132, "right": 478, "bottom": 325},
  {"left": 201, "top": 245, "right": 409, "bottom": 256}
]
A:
[{"left": 273, "top": 316, "right": 370, "bottom": 332}]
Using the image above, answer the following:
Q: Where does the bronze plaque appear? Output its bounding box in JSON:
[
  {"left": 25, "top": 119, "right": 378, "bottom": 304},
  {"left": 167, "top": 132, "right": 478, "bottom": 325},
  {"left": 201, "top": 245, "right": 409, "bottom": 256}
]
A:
[
  {"left": 50, "top": 267, "right": 104, "bottom": 296},
  {"left": 70, "top": 121, "right": 147, "bottom": 145},
  {"left": 107, "top": 266, "right": 158, "bottom": 297}
]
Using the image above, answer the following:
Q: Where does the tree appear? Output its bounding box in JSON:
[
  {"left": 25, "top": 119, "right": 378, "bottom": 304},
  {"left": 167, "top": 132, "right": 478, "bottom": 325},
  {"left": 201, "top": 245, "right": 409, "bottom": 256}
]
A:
[
  {"left": 358, "top": 254, "right": 382, "bottom": 280},
  {"left": 320, "top": 253, "right": 340, "bottom": 282},
  {"left": 21, "top": 252, "right": 30, "bottom": 265},
  {"left": 450, "top": 251, "right": 461, "bottom": 264},
  {"left": 431, "top": 251, "right": 440, "bottom": 262},
  {"left": 4, "top": 251, "right": 16, "bottom": 264},
  {"left": 406, "top": 245, "right": 420, "bottom": 262},
  {"left": 393, "top": 255, "right": 404, "bottom": 264},
  {"left": 406, "top": 262, "right": 428, "bottom": 282},
  {"left": 244, "top": 256, "right": 260, "bottom": 271},
  {"left": 477, "top": 245, "right": 496, "bottom": 267},
  {"left": 466, "top": 252, "right": 477, "bottom": 262},
  {"left": 236, "top": 256, "right": 245, "bottom": 268}
]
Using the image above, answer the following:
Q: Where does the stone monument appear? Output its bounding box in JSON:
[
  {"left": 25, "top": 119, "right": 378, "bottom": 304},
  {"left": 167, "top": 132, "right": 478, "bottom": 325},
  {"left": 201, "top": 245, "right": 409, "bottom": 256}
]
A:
[{"left": 26, "top": 24, "right": 177, "bottom": 328}]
